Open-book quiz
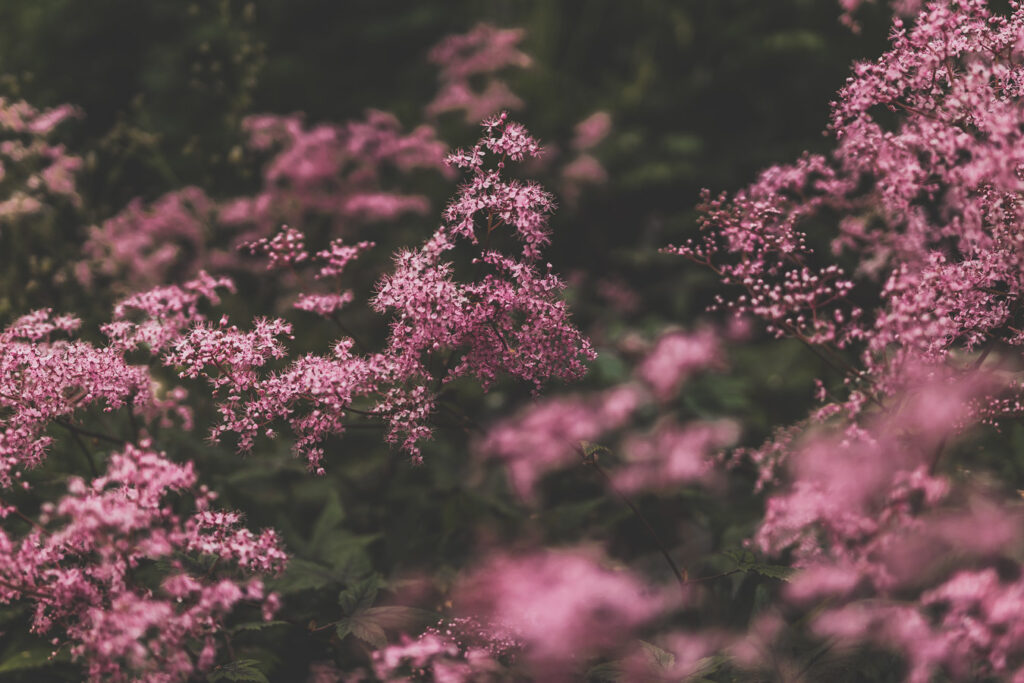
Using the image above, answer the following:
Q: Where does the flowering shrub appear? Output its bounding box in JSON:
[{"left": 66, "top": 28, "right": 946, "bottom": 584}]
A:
[{"left": 5, "top": 2, "right": 1024, "bottom": 681}]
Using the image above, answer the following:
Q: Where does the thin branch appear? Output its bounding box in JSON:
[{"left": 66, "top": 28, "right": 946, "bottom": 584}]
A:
[
  {"left": 126, "top": 397, "right": 140, "bottom": 443},
  {"left": 0, "top": 574, "right": 51, "bottom": 601},
  {"left": 344, "top": 406, "right": 383, "bottom": 419},
  {"left": 63, "top": 425, "right": 99, "bottom": 479},
  {"left": 0, "top": 499, "right": 49, "bottom": 536},
  {"left": 683, "top": 568, "right": 742, "bottom": 585},
  {"left": 577, "top": 446, "right": 689, "bottom": 590},
  {"left": 55, "top": 419, "right": 128, "bottom": 446},
  {"left": 329, "top": 313, "right": 370, "bottom": 352}
]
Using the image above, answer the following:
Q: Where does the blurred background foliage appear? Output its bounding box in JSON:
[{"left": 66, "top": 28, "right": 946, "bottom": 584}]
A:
[{"left": 0, "top": 1, "right": 908, "bottom": 680}]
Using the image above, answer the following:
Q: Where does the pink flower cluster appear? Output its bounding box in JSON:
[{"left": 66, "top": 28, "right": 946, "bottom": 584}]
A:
[
  {"left": 370, "top": 617, "right": 517, "bottom": 682},
  {"left": 480, "top": 327, "right": 727, "bottom": 499},
  {"left": 221, "top": 110, "right": 449, "bottom": 238},
  {"left": 427, "top": 24, "right": 532, "bottom": 123},
  {"left": 19, "top": 4, "right": 1024, "bottom": 679},
  {"left": 154, "top": 115, "right": 593, "bottom": 469},
  {"left": 0, "top": 309, "right": 150, "bottom": 488},
  {"left": 669, "top": 0, "right": 1024, "bottom": 416},
  {"left": 0, "top": 27, "right": 605, "bottom": 682},
  {"left": 0, "top": 97, "right": 81, "bottom": 225},
  {"left": 0, "top": 442, "right": 284, "bottom": 681},
  {"left": 78, "top": 187, "right": 215, "bottom": 291},
  {"left": 0, "top": 291, "right": 286, "bottom": 680},
  {"left": 102, "top": 271, "right": 236, "bottom": 354},
  {"left": 663, "top": 2, "right": 1024, "bottom": 679},
  {"left": 79, "top": 111, "right": 448, "bottom": 290}
]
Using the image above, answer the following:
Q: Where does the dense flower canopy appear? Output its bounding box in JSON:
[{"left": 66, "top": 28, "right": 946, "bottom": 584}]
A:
[{"left": 5, "top": 3, "right": 1024, "bottom": 681}]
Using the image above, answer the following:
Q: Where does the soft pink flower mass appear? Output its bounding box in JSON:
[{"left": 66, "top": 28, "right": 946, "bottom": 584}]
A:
[
  {"left": 0, "top": 98, "right": 81, "bottom": 225},
  {"left": 453, "top": 549, "right": 665, "bottom": 673},
  {"left": 427, "top": 24, "right": 532, "bottom": 122}
]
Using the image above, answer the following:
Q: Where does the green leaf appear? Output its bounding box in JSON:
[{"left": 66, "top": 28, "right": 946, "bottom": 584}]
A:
[
  {"left": 721, "top": 549, "right": 794, "bottom": 581},
  {"left": 585, "top": 660, "right": 625, "bottom": 681},
  {"left": 335, "top": 620, "right": 352, "bottom": 640},
  {"left": 268, "top": 557, "right": 339, "bottom": 593},
  {"left": 334, "top": 603, "right": 432, "bottom": 650},
  {"left": 310, "top": 490, "right": 345, "bottom": 549},
  {"left": 691, "top": 653, "right": 730, "bottom": 677},
  {"left": 316, "top": 531, "right": 378, "bottom": 578},
  {"left": 338, "top": 575, "right": 379, "bottom": 614},
  {"left": 746, "top": 563, "right": 794, "bottom": 582},
  {"left": 638, "top": 640, "right": 676, "bottom": 671},
  {"left": 207, "top": 659, "right": 269, "bottom": 683},
  {"left": 348, "top": 615, "right": 388, "bottom": 649},
  {"left": 0, "top": 644, "right": 59, "bottom": 674},
  {"left": 363, "top": 606, "right": 437, "bottom": 631},
  {"left": 229, "top": 620, "right": 290, "bottom": 635}
]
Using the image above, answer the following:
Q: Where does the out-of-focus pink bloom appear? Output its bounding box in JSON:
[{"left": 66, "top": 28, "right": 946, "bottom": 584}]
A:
[
  {"left": 614, "top": 420, "right": 738, "bottom": 492},
  {"left": 0, "top": 98, "right": 81, "bottom": 226},
  {"left": 454, "top": 548, "right": 665, "bottom": 675},
  {"left": 80, "top": 187, "right": 214, "bottom": 291},
  {"left": 480, "top": 386, "right": 641, "bottom": 498},
  {"left": 636, "top": 329, "right": 721, "bottom": 400},
  {"left": 223, "top": 110, "right": 449, "bottom": 240},
  {"left": 293, "top": 291, "right": 354, "bottom": 317},
  {"left": 839, "top": 0, "right": 926, "bottom": 30},
  {"left": 560, "top": 153, "right": 608, "bottom": 205},
  {"left": 572, "top": 111, "right": 612, "bottom": 151},
  {"left": 427, "top": 24, "right": 532, "bottom": 123},
  {"left": 594, "top": 276, "right": 641, "bottom": 313}
]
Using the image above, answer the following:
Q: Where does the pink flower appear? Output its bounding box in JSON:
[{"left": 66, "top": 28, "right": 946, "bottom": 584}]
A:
[
  {"left": 0, "top": 443, "right": 285, "bottom": 681},
  {"left": 454, "top": 548, "right": 665, "bottom": 674},
  {"left": 427, "top": 24, "right": 532, "bottom": 123}
]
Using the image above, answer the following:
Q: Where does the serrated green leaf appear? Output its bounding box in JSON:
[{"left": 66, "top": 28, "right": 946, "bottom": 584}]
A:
[
  {"left": 720, "top": 549, "right": 794, "bottom": 582},
  {"left": 349, "top": 615, "right": 388, "bottom": 649},
  {"left": 335, "top": 620, "right": 352, "bottom": 640},
  {"left": 747, "top": 563, "right": 794, "bottom": 581},
  {"left": 207, "top": 659, "right": 269, "bottom": 683},
  {"left": 338, "top": 575, "right": 379, "bottom": 614}
]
